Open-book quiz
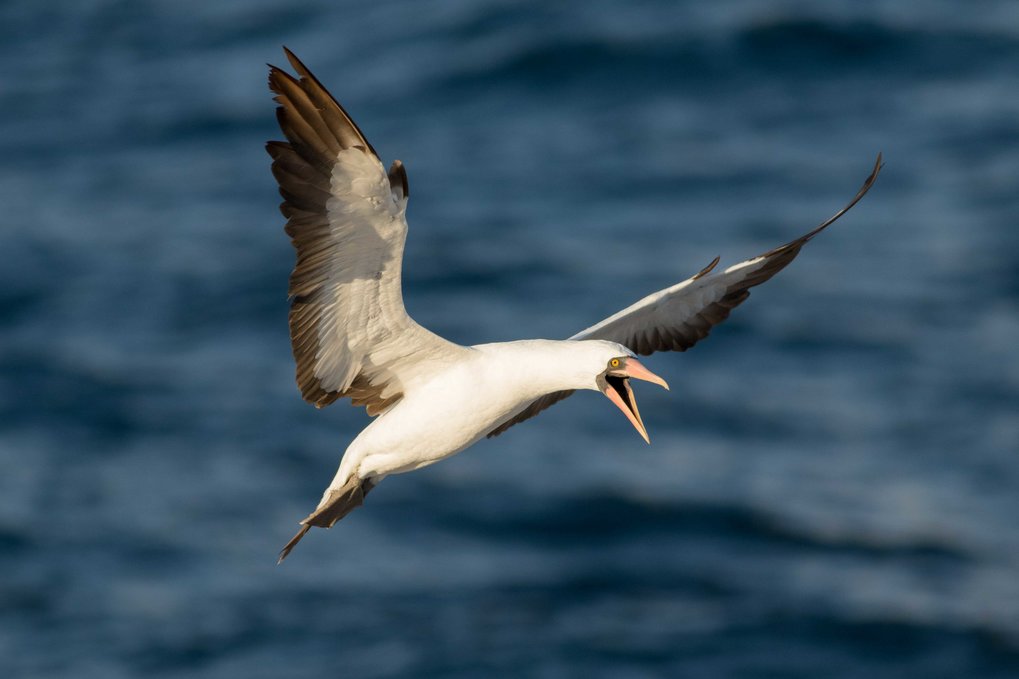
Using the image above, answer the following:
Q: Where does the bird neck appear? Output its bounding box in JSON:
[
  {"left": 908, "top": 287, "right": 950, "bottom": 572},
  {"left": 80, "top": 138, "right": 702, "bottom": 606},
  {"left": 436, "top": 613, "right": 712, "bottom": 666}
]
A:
[{"left": 474, "top": 339, "right": 604, "bottom": 395}]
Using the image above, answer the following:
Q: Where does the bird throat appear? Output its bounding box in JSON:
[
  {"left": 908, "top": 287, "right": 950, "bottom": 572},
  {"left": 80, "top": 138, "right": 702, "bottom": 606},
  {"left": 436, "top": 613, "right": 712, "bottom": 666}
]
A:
[{"left": 605, "top": 374, "right": 635, "bottom": 414}]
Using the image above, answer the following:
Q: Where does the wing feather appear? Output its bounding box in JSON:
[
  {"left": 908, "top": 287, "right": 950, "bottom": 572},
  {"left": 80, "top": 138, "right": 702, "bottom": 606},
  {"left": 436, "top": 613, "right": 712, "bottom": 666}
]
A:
[
  {"left": 268, "top": 49, "right": 465, "bottom": 413},
  {"left": 486, "top": 390, "right": 576, "bottom": 438},
  {"left": 488, "top": 155, "right": 882, "bottom": 437}
]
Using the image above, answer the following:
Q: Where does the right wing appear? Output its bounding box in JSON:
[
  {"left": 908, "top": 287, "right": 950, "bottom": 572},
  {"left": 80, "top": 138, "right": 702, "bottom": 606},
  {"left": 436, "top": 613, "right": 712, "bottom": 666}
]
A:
[
  {"left": 268, "top": 48, "right": 466, "bottom": 415},
  {"left": 488, "top": 156, "right": 882, "bottom": 437}
]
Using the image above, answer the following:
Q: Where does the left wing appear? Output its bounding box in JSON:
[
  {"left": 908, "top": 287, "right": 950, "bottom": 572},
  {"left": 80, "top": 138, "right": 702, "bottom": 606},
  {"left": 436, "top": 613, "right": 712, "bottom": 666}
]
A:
[
  {"left": 268, "top": 48, "right": 467, "bottom": 415},
  {"left": 488, "top": 155, "right": 882, "bottom": 438}
]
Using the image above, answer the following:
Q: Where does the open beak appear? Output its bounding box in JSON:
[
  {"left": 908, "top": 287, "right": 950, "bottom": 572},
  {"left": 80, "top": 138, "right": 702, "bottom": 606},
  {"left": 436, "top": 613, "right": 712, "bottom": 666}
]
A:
[{"left": 600, "top": 357, "right": 669, "bottom": 444}]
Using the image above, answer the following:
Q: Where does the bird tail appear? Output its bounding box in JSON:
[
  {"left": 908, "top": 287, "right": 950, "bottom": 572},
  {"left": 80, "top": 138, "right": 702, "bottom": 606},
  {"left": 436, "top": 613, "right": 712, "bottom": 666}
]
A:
[{"left": 277, "top": 476, "right": 377, "bottom": 564}]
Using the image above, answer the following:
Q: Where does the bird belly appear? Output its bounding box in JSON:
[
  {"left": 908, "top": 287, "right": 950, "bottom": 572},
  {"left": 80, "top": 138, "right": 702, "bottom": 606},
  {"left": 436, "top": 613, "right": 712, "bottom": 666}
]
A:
[{"left": 342, "top": 379, "right": 533, "bottom": 480}]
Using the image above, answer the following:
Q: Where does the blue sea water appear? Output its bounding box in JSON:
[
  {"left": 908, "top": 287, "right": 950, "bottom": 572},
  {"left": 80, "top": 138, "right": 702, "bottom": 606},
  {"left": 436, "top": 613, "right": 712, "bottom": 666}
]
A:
[{"left": 2, "top": 1, "right": 1019, "bottom": 676}]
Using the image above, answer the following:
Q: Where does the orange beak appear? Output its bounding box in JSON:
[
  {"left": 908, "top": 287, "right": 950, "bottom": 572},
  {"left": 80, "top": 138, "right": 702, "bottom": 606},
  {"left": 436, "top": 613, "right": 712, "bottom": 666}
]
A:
[{"left": 600, "top": 357, "right": 669, "bottom": 444}]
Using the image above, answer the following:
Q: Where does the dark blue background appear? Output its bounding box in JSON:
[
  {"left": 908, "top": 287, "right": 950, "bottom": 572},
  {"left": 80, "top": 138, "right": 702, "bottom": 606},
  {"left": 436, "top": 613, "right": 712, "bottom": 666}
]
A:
[{"left": 2, "top": 1, "right": 1018, "bottom": 677}]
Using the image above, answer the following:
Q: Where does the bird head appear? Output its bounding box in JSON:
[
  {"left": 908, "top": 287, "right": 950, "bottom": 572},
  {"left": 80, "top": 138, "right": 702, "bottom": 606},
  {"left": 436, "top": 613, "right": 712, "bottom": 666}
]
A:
[{"left": 578, "top": 341, "right": 669, "bottom": 444}]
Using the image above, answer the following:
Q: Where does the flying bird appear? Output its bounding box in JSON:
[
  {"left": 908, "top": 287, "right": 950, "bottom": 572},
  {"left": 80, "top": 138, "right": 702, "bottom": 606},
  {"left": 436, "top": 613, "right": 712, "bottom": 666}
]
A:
[{"left": 267, "top": 48, "right": 881, "bottom": 562}]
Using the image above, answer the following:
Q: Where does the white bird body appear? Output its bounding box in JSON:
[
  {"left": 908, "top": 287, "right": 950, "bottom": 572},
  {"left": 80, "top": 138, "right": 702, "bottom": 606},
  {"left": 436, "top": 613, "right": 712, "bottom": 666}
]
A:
[
  {"left": 332, "top": 339, "right": 634, "bottom": 487},
  {"left": 266, "top": 49, "right": 881, "bottom": 561}
]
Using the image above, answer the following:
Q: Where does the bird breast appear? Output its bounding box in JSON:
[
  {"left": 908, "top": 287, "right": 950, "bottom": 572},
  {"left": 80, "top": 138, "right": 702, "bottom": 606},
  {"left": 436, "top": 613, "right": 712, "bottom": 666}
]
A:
[{"left": 344, "top": 348, "right": 565, "bottom": 478}]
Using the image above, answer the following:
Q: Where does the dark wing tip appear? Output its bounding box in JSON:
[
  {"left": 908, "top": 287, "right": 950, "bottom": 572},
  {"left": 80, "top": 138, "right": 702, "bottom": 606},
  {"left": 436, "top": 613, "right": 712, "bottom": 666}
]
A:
[
  {"left": 282, "top": 46, "right": 307, "bottom": 75},
  {"left": 267, "top": 45, "right": 306, "bottom": 90},
  {"left": 266, "top": 61, "right": 298, "bottom": 95},
  {"left": 587, "top": 154, "right": 883, "bottom": 358},
  {"left": 761, "top": 153, "right": 882, "bottom": 259},
  {"left": 801, "top": 152, "right": 882, "bottom": 241},
  {"left": 692, "top": 255, "right": 721, "bottom": 280},
  {"left": 388, "top": 159, "right": 409, "bottom": 200},
  {"left": 269, "top": 47, "right": 381, "bottom": 160}
]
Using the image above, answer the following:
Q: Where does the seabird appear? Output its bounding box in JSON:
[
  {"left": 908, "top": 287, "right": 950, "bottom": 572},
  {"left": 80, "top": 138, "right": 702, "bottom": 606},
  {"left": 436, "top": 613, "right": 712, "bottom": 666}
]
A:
[{"left": 267, "top": 48, "right": 881, "bottom": 562}]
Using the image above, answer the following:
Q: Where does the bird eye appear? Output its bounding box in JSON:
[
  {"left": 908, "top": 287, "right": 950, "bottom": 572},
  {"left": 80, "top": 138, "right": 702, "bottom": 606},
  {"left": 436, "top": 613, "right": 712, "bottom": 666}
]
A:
[{"left": 610, "top": 358, "right": 620, "bottom": 368}]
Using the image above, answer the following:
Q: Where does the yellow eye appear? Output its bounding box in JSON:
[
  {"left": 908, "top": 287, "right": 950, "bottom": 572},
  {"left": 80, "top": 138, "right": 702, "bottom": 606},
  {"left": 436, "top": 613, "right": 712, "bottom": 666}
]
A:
[{"left": 610, "top": 358, "right": 620, "bottom": 368}]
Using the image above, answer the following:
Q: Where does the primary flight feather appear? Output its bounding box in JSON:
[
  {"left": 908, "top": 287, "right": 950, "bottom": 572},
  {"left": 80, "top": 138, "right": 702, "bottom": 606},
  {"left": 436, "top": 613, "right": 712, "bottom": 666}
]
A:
[{"left": 267, "top": 48, "right": 881, "bottom": 562}]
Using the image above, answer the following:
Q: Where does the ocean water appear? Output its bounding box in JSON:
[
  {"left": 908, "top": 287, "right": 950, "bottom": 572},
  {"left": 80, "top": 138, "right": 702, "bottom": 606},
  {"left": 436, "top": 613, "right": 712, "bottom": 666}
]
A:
[{"left": 2, "top": 1, "right": 1018, "bottom": 677}]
